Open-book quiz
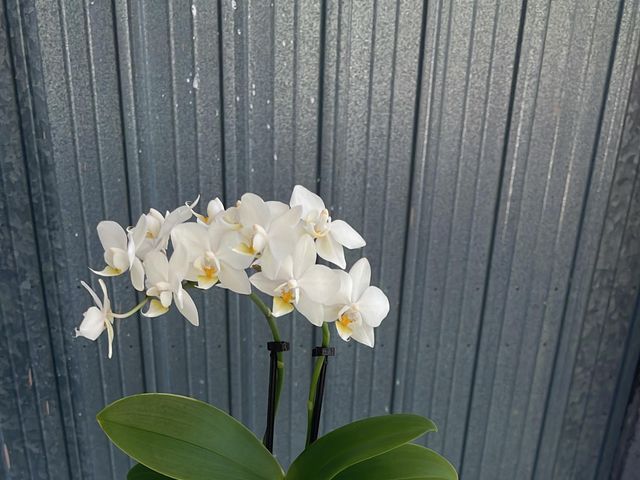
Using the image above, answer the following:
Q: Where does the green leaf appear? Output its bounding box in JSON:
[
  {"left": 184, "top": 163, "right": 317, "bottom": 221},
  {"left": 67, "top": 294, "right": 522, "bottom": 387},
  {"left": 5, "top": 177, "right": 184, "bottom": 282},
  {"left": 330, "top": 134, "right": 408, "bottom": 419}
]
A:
[
  {"left": 128, "top": 463, "right": 175, "bottom": 479},
  {"left": 286, "top": 414, "right": 436, "bottom": 480},
  {"left": 97, "top": 393, "right": 284, "bottom": 480},
  {"left": 332, "top": 444, "right": 458, "bottom": 480}
]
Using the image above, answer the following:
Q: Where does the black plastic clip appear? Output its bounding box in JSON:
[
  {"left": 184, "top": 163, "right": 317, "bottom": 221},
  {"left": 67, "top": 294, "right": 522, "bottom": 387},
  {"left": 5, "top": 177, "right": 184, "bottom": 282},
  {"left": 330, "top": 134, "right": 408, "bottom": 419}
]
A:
[
  {"left": 268, "top": 341, "right": 290, "bottom": 352},
  {"left": 312, "top": 346, "right": 335, "bottom": 357}
]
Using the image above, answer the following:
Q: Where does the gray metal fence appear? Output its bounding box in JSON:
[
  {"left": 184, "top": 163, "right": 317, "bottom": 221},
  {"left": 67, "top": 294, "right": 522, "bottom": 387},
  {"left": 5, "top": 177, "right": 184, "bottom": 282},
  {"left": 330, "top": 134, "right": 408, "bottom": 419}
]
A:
[{"left": 1, "top": 0, "right": 640, "bottom": 478}]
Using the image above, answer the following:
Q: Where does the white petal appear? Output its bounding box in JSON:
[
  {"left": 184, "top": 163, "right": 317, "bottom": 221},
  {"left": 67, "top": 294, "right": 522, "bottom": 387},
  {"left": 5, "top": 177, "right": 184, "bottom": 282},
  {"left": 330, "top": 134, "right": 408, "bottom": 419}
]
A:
[
  {"left": 271, "top": 204, "right": 303, "bottom": 229},
  {"left": 171, "top": 222, "right": 209, "bottom": 256},
  {"left": 350, "top": 324, "right": 375, "bottom": 347},
  {"left": 173, "top": 287, "right": 185, "bottom": 309},
  {"left": 218, "top": 245, "right": 253, "bottom": 271},
  {"left": 143, "top": 251, "right": 169, "bottom": 285},
  {"left": 232, "top": 242, "right": 257, "bottom": 257},
  {"left": 146, "top": 286, "right": 160, "bottom": 298},
  {"left": 330, "top": 219, "right": 366, "bottom": 249},
  {"left": 268, "top": 225, "right": 305, "bottom": 262},
  {"left": 81, "top": 280, "right": 102, "bottom": 310},
  {"left": 349, "top": 257, "right": 371, "bottom": 301},
  {"left": 105, "top": 319, "right": 115, "bottom": 359},
  {"left": 130, "top": 258, "right": 145, "bottom": 291},
  {"left": 111, "top": 249, "right": 131, "bottom": 271},
  {"left": 207, "top": 222, "right": 227, "bottom": 252},
  {"left": 218, "top": 263, "right": 251, "bottom": 295},
  {"left": 315, "top": 235, "right": 346, "bottom": 269},
  {"left": 255, "top": 249, "right": 275, "bottom": 279},
  {"left": 323, "top": 303, "right": 343, "bottom": 323},
  {"left": 293, "top": 235, "right": 317, "bottom": 278},
  {"left": 207, "top": 198, "right": 225, "bottom": 219},
  {"left": 98, "top": 279, "right": 110, "bottom": 312},
  {"left": 252, "top": 229, "right": 268, "bottom": 256},
  {"left": 90, "top": 266, "right": 122, "bottom": 277},
  {"left": 131, "top": 214, "right": 147, "bottom": 249},
  {"left": 175, "top": 290, "right": 199, "bottom": 326},
  {"left": 146, "top": 209, "right": 165, "bottom": 237},
  {"left": 160, "top": 290, "right": 173, "bottom": 308},
  {"left": 97, "top": 221, "right": 128, "bottom": 252},
  {"left": 272, "top": 296, "right": 294, "bottom": 317},
  {"left": 157, "top": 203, "right": 194, "bottom": 244},
  {"left": 299, "top": 265, "right": 340, "bottom": 304},
  {"left": 217, "top": 205, "right": 241, "bottom": 230},
  {"left": 134, "top": 239, "right": 154, "bottom": 261},
  {"left": 357, "top": 286, "right": 390, "bottom": 327},
  {"left": 290, "top": 185, "right": 325, "bottom": 217},
  {"left": 333, "top": 271, "right": 353, "bottom": 305},
  {"left": 249, "top": 272, "right": 281, "bottom": 296},
  {"left": 169, "top": 245, "right": 189, "bottom": 287},
  {"left": 196, "top": 271, "right": 218, "bottom": 289},
  {"left": 127, "top": 231, "right": 137, "bottom": 266},
  {"left": 238, "top": 193, "right": 270, "bottom": 227},
  {"left": 295, "top": 294, "right": 327, "bottom": 326},
  {"left": 260, "top": 253, "right": 293, "bottom": 281},
  {"left": 335, "top": 320, "right": 352, "bottom": 342},
  {"left": 266, "top": 201, "right": 289, "bottom": 218},
  {"left": 75, "top": 306, "right": 106, "bottom": 341},
  {"left": 187, "top": 194, "right": 201, "bottom": 210},
  {"left": 143, "top": 299, "right": 169, "bottom": 317}
]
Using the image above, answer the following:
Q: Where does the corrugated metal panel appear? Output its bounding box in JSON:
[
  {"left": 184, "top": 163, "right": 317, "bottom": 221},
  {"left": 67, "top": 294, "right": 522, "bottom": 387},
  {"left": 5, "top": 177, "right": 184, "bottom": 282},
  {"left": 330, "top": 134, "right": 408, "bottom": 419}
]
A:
[{"left": 1, "top": 0, "right": 639, "bottom": 479}]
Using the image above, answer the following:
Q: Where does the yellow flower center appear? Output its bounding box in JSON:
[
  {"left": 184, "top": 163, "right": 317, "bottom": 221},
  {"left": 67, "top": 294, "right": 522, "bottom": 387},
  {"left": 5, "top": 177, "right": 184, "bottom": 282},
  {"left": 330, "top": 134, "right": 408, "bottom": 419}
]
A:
[
  {"left": 203, "top": 265, "right": 217, "bottom": 278},
  {"left": 339, "top": 313, "right": 352, "bottom": 328},
  {"left": 196, "top": 212, "right": 211, "bottom": 224},
  {"left": 281, "top": 290, "right": 294, "bottom": 304}
]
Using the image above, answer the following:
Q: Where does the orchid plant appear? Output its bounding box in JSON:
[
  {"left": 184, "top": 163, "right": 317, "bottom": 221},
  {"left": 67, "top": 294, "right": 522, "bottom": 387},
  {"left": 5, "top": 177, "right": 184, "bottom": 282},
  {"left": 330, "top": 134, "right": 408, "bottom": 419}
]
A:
[{"left": 76, "top": 186, "right": 458, "bottom": 480}]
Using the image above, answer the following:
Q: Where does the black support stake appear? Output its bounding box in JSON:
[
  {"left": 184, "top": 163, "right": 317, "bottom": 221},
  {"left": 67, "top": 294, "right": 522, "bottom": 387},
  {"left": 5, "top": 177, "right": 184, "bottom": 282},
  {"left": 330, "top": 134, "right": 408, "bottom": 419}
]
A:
[
  {"left": 309, "top": 346, "right": 335, "bottom": 444},
  {"left": 264, "top": 341, "right": 289, "bottom": 453}
]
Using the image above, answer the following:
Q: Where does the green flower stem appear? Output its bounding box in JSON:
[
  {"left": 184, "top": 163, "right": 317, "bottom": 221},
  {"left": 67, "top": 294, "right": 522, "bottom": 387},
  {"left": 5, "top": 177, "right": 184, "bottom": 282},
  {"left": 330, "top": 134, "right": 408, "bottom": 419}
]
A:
[
  {"left": 306, "top": 322, "right": 331, "bottom": 446},
  {"left": 248, "top": 293, "right": 285, "bottom": 414},
  {"left": 249, "top": 293, "right": 282, "bottom": 342},
  {"left": 112, "top": 297, "right": 148, "bottom": 319}
]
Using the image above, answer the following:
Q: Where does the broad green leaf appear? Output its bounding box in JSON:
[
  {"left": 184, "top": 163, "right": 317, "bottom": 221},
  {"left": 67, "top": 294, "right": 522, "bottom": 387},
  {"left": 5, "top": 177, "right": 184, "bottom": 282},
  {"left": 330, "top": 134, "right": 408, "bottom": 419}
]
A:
[
  {"left": 332, "top": 444, "right": 458, "bottom": 480},
  {"left": 128, "top": 463, "right": 175, "bottom": 479},
  {"left": 286, "top": 414, "right": 436, "bottom": 480},
  {"left": 97, "top": 393, "right": 284, "bottom": 480}
]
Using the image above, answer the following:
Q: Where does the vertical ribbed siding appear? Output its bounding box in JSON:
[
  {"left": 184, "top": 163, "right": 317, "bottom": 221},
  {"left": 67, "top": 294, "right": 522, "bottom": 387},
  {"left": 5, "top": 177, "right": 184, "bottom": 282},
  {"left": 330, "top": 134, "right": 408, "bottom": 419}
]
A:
[
  {"left": 0, "top": 2, "right": 71, "bottom": 478},
  {"left": 1, "top": 1, "right": 640, "bottom": 479},
  {"left": 396, "top": 1, "right": 527, "bottom": 473}
]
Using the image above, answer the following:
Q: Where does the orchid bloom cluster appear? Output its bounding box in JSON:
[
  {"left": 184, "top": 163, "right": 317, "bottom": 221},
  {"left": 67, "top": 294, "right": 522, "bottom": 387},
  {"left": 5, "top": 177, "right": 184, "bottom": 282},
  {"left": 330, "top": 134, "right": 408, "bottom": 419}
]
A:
[{"left": 75, "top": 186, "right": 390, "bottom": 358}]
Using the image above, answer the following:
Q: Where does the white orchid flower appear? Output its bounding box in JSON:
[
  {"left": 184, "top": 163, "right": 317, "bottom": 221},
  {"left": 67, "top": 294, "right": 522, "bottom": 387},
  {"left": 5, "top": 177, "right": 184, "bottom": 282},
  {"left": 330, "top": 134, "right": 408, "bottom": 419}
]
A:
[
  {"left": 91, "top": 221, "right": 145, "bottom": 291},
  {"left": 129, "top": 200, "right": 196, "bottom": 260},
  {"left": 189, "top": 195, "right": 225, "bottom": 225},
  {"left": 210, "top": 201, "right": 242, "bottom": 232},
  {"left": 234, "top": 193, "right": 303, "bottom": 262},
  {"left": 155, "top": 201, "right": 196, "bottom": 248},
  {"left": 74, "top": 279, "right": 116, "bottom": 358},
  {"left": 171, "top": 222, "right": 252, "bottom": 294},
  {"left": 250, "top": 235, "right": 341, "bottom": 326},
  {"left": 142, "top": 249, "right": 199, "bottom": 326},
  {"left": 289, "top": 185, "right": 366, "bottom": 268},
  {"left": 128, "top": 209, "right": 165, "bottom": 260},
  {"left": 330, "top": 258, "right": 389, "bottom": 347}
]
